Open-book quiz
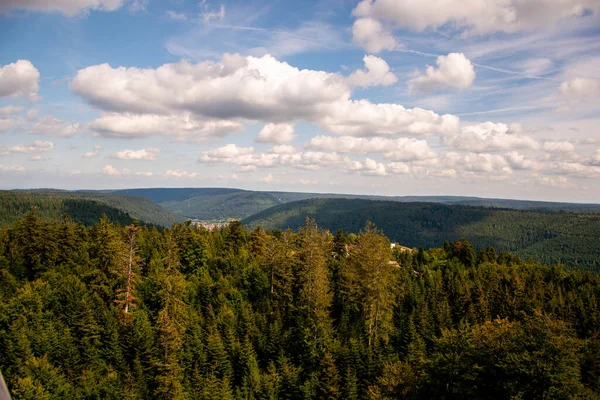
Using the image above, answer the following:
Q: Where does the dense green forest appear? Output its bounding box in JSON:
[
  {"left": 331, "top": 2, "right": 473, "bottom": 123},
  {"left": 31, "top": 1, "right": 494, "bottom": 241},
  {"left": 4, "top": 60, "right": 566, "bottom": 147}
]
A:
[
  {"left": 2, "top": 212, "right": 600, "bottom": 399},
  {"left": 0, "top": 193, "right": 137, "bottom": 227},
  {"left": 110, "top": 187, "right": 600, "bottom": 221},
  {"left": 243, "top": 198, "right": 600, "bottom": 271},
  {"left": 0, "top": 191, "right": 183, "bottom": 228}
]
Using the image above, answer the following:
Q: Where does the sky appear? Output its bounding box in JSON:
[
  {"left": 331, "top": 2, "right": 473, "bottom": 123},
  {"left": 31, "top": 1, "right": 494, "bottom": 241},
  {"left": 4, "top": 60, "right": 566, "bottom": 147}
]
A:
[{"left": 0, "top": 0, "right": 600, "bottom": 202}]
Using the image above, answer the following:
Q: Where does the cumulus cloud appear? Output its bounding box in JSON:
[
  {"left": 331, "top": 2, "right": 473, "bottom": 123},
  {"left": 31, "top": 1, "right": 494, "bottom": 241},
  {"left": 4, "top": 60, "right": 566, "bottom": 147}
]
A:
[
  {"left": 71, "top": 54, "right": 458, "bottom": 140},
  {"left": 269, "top": 145, "right": 296, "bottom": 154},
  {"left": 256, "top": 123, "right": 295, "bottom": 144},
  {"left": 409, "top": 53, "right": 475, "bottom": 93},
  {"left": 259, "top": 173, "right": 273, "bottom": 183},
  {"left": 320, "top": 100, "right": 459, "bottom": 137},
  {"left": 200, "top": 144, "right": 254, "bottom": 162},
  {"left": 444, "top": 122, "right": 539, "bottom": 152},
  {"left": 505, "top": 152, "right": 543, "bottom": 170},
  {"left": 0, "top": 105, "right": 23, "bottom": 117},
  {"left": 0, "top": 60, "right": 40, "bottom": 101},
  {"left": 87, "top": 112, "right": 244, "bottom": 141},
  {"left": 352, "top": 0, "right": 600, "bottom": 36},
  {"left": 103, "top": 165, "right": 142, "bottom": 176},
  {"left": 538, "top": 176, "right": 571, "bottom": 188},
  {"left": 591, "top": 149, "right": 600, "bottom": 165},
  {"left": 559, "top": 77, "right": 600, "bottom": 99},
  {"left": 0, "top": 164, "right": 25, "bottom": 172},
  {"left": 307, "top": 136, "right": 436, "bottom": 161},
  {"left": 111, "top": 148, "right": 159, "bottom": 160},
  {"left": 199, "top": 143, "right": 349, "bottom": 171},
  {"left": 351, "top": 17, "right": 399, "bottom": 53},
  {"left": 551, "top": 161, "right": 600, "bottom": 178},
  {"left": 543, "top": 140, "right": 576, "bottom": 153},
  {"left": 30, "top": 115, "right": 80, "bottom": 137},
  {"left": 4, "top": 140, "right": 54, "bottom": 154},
  {"left": 459, "top": 153, "right": 512, "bottom": 175},
  {"left": 0, "top": 106, "right": 24, "bottom": 132},
  {"left": 0, "top": 0, "right": 127, "bottom": 16},
  {"left": 347, "top": 55, "right": 398, "bottom": 88},
  {"left": 83, "top": 145, "right": 101, "bottom": 158},
  {"left": 164, "top": 169, "right": 197, "bottom": 178}
]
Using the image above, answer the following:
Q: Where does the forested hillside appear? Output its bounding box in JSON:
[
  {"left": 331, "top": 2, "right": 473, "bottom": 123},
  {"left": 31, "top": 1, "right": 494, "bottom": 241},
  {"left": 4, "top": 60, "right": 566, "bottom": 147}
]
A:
[
  {"left": 0, "top": 192, "right": 137, "bottom": 227},
  {"left": 0, "top": 191, "right": 183, "bottom": 228},
  {"left": 244, "top": 198, "right": 600, "bottom": 271},
  {"left": 1, "top": 213, "right": 600, "bottom": 399},
  {"left": 110, "top": 187, "right": 600, "bottom": 221}
]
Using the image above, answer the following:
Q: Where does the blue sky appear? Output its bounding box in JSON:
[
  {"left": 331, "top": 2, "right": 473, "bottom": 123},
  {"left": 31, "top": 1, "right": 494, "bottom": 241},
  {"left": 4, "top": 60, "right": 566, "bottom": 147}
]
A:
[{"left": 1, "top": 0, "right": 600, "bottom": 202}]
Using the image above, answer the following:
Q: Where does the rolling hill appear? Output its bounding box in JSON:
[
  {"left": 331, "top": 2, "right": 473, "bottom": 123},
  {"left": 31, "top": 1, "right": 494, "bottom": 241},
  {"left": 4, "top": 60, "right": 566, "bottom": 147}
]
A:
[
  {"left": 109, "top": 187, "right": 600, "bottom": 221},
  {"left": 0, "top": 190, "right": 183, "bottom": 227},
  {"left": 243, "top": 198, "right": 600, "bottom": 270}
]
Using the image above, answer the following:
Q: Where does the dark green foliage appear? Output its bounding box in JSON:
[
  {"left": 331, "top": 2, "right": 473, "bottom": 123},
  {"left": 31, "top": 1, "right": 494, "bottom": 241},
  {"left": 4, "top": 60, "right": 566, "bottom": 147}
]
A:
[
  {"left": 244, "top": 198, "right": 600, "bottom": 271},
  {"left": 0, "top": 190, "right": 182, "bottom": 228},
  {"left": 1, "top": 216, "right": 600, "bottom": 399},
  {"left": 110, "top": 187, "right": 600, "bottom": 221}
]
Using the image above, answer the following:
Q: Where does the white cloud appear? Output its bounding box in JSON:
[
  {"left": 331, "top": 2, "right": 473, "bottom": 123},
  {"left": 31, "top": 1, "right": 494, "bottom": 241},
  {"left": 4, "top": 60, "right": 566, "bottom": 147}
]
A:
[
  {"left": 505, "top": 152, "right": 543, "bottom": 170},
  {"left": 83, "top": 145, "right": 101, "bottom": 158},
  {"left": 111, "top": 148, "right": 159, "bottom": 160},
  {"left": 259, "top": 173, "right": 273, "bottom": 183},
  {"left": 88, "top": 112, "right": 244, "bottom": 141},
  {"left": 0, "top": 105, "right": 23, "bottom": 117},
  {"left": 320, "top": 100, "right": 459, "bottom": 137},
  {"left": 387, "top": 162, "right": 410, "bottom": 174},
  {"left": 445, "top": 122, "right": 539, "bottom": 152},
  {"left": 559, "top": 77, "right": 600, "bottom": 99},
  {"left": 299, "top": 179, "right": 317, "bottom": 185},
  {"left": 200, "top": 143, "right": 348, "bottom": 171},
  {"left": 201, "top": 144, "right": 254, "bottom": 161},
  {"left": 347, "top": 55, "right": 397, "bottom": 88},
  {"left": 29, "top": 115, "right": 80, "bottom": 137},
  {"left": 269, "top": 145, "right": 296, "bottom": 154},
  {"left": 591, "top": 149, "right": 600, "bottom": 165},
  {"left": 164, "top": 169, "right": 197, "bottom": 178},
  {"left": 352, "top": 0, "right": 600, "bottom": 36},
  {"left": 351, "top": 17, "right": 399, "bottom": 53},
  {"left": 26, "top": 108, "right": 39, "bottom": 121},
  {"left": 136, "top": 171, "right": 153, "bottom": 176},
  {"left": 256, "top": 123, "right": 295, "bottom": 144},
  {"left": 0, "top": 108, "right": 24, "bottom": 132},
  {"left": 409, "top": 53, "right": 475, "bottom": 94},
  {"left": 459, "top": 153, "right": 512, "bottom": 175},
  {"left": 543, "top": 140, "right": 576, "bottom": 153},
  {"left": 103, "top": 165, "right": 125, "bottom": 176},
  {"left": 538, "top": 176, "right": 572, "bottom": 188},
  {"left": 30, "top": 155, "right": 42, "bottom": 161},
  {"left": 0, "top": 60, "right": 40, "bottom": 101},
  {"left": 5, "top": 140, "right": 54, "bottom": 154},
  {"left": 0, "top": 164, "right": 25, "bottom": 172},
  {"left": 307, "top": 135, "right": 436, "bottom": 161},
  {"left": 0, "top": 0, "right": 127, "bottom": 16},
  {"left": 71, "top": 54, "right": 461, "bottom": 140},
  {"left": 551, "top": 161, "right": 600, "bottom": 178}
]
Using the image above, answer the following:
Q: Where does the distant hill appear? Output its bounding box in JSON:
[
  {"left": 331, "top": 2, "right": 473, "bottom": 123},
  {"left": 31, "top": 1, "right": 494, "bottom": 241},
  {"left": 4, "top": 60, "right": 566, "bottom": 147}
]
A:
[
  {"left": 243, "top": 198, "right": 600, "bottom": 270},
  {"left": 110, "top": 188, "right": 322, "bottom": 220},
  {"left": 108, "top": 187, "right": 600, "bottom": 221},
  {"left": 0, "top": 190, "right": 183, "bottom": 227},
  {"left": 0, "top": 191, "right": 137, "bottom": 227}
]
